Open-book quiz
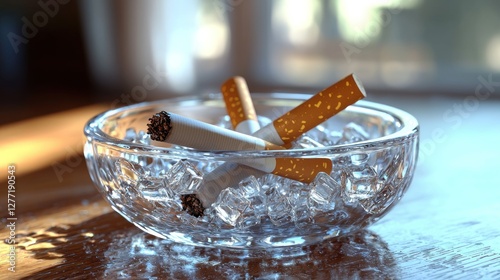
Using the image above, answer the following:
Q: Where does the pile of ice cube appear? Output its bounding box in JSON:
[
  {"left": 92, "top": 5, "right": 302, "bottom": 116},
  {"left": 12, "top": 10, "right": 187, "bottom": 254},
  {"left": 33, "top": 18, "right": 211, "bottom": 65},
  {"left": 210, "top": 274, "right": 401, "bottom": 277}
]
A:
[{"left": 111, "top": 122, "right": 403, "bottom": 231}]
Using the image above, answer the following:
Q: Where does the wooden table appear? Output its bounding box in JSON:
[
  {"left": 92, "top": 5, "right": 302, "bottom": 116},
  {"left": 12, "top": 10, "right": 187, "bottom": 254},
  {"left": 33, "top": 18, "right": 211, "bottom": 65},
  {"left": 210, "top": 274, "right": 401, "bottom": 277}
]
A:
[{"left": 1, "top": 95, "right": 499, "bottom": 279}]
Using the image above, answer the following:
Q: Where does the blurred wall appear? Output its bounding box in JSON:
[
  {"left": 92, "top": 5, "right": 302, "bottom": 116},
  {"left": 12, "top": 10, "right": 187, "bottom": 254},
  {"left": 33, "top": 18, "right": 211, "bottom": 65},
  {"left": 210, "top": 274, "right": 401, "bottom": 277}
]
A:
[
  {"left": 1, "top": 0, "right": 499, "bottom": 125},
  {"left": 0, "top": 0, "right": 91, "bottom": 124}
]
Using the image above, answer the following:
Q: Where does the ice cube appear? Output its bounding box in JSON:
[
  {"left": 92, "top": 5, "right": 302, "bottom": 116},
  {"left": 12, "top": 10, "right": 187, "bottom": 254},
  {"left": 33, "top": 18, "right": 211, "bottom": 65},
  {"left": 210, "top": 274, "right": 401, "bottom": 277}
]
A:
[
  {"left": 137, "top": 176, "right": 177, "bottom": 204},
  {"left": 116, "top": 174, "right": 154, "bottom": 213},
  {"left": 291, "top": 135, "right": 325, "bottom": 149},
  {"left": 206, "top": 208, "right": 235, "bottom": 231},
  {"left": 301, "top": 123, "right": 332, "bottom": 145},
  {"left": 237, "top": 206, "right": 262, "bottom": 229},
  {"left": 329, "top": 156, "right": 351, "bottom": 183},
  {"left": 195, "top": 160, "right": 221, "bottom": 174},
  {"left": 238, "top": 176, "right": 266, "bottom": 213},
  {"left": 349, "top": 153, "right": 370, "bottom": 165},
  {"left": 266, "top": 187, "right": 293, "bottom": 226},
  {"left": 309, "top": 172, "right": 341, "bottom": 212},
  {"left": 216, "top": 115, "right": 272, "bottom": 130},
  {"left": 293, "top": 206, "right": 313, "bottom": 228},
  {"left": 213, "top": 188, "right": 251, "bottom": 227},
  {"left": 124, "top": 128, "right": 138, "bottom": 141},
  {"left": 165, "top": 160, "right": 203, "bottom": 194},
  {"left": 325, "top": 130, "right": 343, "bottom": 145},
  {"left": 359, "top": 183, "right": 397, "bottom": 214},
  {"left": 375, "top": 146, "right": 403, "bottom": 181},
  {"left": 234, "top": 176, "right": 266, "bottom": 229},
  {"left": 146, "top": 158, "right": 173, "bottom": 178},
  {"left": 259, "top": 175, "right": 291, "bottom": 196},
  {"left": 238, "top": 176, "right": 261, "bottom": 196},
  {"left": 288, "top": 181, "right": 309, "bottom": 206},
  {"left": 123, "top": 128, "right": 151, "bottom": 145},
  {"left": 196, "top": 162, "right": 266, "bottom": 209},
  {"left": 292, "top": 198, "right": 313, "bottom": 227},
  {"left": 117, "top": 174, "right": 138, "bottom": 198},
  {"left": 177, "top": 212, "right": 200, "bottom": 226},
  {"left": 337, "top": 122, "right": 370, "bottom": 144},
  {"left": 97, "top": 155, "right": 118, "bottom": 189},
  {"left": 115, "top": 158, "right": 143, "bottom": 182},
  {"left": 276, "top": 181, "right": 313, "bottom": 228},
  {"left": 342, "top": 164, "right": 378, "bottom": 203},
  {"left": 136, "top": 130, "right": 151, "bottom": 145}
]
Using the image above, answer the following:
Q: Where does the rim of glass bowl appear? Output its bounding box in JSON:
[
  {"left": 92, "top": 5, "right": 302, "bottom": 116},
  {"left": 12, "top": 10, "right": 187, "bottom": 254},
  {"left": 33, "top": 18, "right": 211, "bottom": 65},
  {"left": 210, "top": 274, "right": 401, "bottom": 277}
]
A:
[{"left": 84, "top": 93, "right": 419, "bottom": 159}]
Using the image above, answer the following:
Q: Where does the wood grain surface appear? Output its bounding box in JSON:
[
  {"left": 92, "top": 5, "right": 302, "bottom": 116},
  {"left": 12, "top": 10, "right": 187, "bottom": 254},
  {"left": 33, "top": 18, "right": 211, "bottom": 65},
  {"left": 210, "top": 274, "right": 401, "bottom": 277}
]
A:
[{"left": 1, "top": 95, "right": 499, "bottom": 279}]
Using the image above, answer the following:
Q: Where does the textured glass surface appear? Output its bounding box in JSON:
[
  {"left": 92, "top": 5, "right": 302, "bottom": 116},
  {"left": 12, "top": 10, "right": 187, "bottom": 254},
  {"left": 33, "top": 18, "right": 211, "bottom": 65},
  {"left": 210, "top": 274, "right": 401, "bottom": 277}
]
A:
[{"left": 84, "top": 93, "right": 419, "bottom": 248}]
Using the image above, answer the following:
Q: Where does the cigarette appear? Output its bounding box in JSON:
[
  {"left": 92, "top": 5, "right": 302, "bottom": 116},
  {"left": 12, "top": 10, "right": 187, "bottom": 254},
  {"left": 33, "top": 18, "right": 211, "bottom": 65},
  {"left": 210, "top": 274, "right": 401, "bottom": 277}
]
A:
[
  {"left": 147, "top": 111, "right": 280, "bottom": 151},
  {"left": 253, "top": 73, "right": 366, "bottom": 145},
  {"left": 147, "top": 111, "right": 331, "bottom": 181},
  {"left": 221, "top": 76, "right": 260, "bottom": 134}
]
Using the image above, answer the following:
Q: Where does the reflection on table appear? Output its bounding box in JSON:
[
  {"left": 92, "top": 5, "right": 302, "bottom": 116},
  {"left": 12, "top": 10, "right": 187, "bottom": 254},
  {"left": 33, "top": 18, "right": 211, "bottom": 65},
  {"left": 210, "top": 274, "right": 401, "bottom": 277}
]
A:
[{"left": 14, "top": 196, "right": 396, "bottom": 279}]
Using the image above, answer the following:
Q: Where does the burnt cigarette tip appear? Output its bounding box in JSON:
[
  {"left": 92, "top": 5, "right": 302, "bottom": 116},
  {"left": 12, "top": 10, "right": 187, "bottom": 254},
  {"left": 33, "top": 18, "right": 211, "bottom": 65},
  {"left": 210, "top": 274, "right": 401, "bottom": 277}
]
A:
[
  {"left": 147, "top": 111, "right": 172, "bottom": 141},
  {"left": 180, "top": 194, "right": 205, "bottom": 217}
]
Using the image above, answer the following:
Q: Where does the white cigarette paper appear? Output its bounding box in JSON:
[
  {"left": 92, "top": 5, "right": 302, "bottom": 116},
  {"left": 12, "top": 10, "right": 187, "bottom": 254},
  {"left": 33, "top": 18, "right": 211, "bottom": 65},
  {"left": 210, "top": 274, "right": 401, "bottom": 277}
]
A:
[
  {"left": 148, "top": 111, "right": 280, "bottom": 151},
  {"left": 197, "top": 163, "right": 266, "bottom": 207}
]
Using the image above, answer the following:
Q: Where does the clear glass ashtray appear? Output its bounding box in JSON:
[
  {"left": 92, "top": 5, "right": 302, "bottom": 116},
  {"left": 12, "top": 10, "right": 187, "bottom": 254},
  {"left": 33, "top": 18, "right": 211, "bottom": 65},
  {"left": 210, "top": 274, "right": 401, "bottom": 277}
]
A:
[{"left": 84, "top": 93, "right": 419, "bottom": 249}]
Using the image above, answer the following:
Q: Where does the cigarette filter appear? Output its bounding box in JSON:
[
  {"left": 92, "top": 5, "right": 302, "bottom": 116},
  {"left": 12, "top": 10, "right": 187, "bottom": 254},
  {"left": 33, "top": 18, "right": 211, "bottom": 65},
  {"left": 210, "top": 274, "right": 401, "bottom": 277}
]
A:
[
  {"left": 221, "top": 76, "right": 260, "bottom": 134},
  {"left": 253, "top": 73, "right": 366, "bottom": 145}
]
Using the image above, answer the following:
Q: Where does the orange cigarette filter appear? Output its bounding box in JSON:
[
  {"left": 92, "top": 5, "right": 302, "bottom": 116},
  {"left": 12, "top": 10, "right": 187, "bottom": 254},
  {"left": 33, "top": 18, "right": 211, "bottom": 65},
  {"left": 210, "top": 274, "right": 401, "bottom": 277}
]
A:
[
  {"left": 221, "top": 76, "right": 260, "bottom": 135},
  {"left": 254, "top": 73, "right": 366, "bottom": 145},
  {"left": 275, "top": 74, "right": 365, "bottom": 143}
]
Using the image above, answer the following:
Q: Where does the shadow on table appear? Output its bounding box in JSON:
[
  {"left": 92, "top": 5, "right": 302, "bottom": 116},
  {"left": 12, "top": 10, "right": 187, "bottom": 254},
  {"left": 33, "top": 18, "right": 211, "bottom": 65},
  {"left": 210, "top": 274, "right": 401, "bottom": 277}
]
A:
[{"left": 15, "top": 211, "right": 399, "bottom": 279}]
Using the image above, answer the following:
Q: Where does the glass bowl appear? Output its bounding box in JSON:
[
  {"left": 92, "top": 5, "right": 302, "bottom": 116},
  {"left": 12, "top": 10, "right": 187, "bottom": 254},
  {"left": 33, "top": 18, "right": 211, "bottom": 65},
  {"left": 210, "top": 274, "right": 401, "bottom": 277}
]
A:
[{"left": 84, "top": 93, "right": 419, "bottom": 249}]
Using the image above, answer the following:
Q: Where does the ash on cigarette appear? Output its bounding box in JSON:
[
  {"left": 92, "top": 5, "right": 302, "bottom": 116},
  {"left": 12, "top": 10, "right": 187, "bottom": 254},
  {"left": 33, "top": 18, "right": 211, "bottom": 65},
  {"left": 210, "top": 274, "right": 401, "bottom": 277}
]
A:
[
  {"left": 147, "top": 111, "right": 172, "bottom": 141},
  {"left": 180, "top": 194, "right": 205, "bottom": 217}
]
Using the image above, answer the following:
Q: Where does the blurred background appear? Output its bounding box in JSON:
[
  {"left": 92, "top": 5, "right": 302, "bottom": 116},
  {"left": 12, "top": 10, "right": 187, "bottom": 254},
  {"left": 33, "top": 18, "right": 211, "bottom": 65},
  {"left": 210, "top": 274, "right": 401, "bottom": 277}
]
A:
[
  {"left": 1, "top": 2, "right": 500, "bottom": 277},
  {"left": 1, "top": 0, "right": 500, "bottom": 183},
  {"left": 1, "top": 0, "right": 500, "bottom": 124}
]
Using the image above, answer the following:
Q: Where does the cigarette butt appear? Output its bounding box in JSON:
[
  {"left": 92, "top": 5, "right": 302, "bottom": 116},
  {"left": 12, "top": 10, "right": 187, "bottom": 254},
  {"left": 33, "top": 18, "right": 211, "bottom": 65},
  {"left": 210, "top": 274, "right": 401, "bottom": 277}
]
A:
[
  {"left": 147, "top": 111, "right": 282, "bottom": 151},
  {"left": 221, "top": 76, "right": 260, "bottom": 134},
  {"left": 253, "top": 73, "right": 366, "bottom": 145}
]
